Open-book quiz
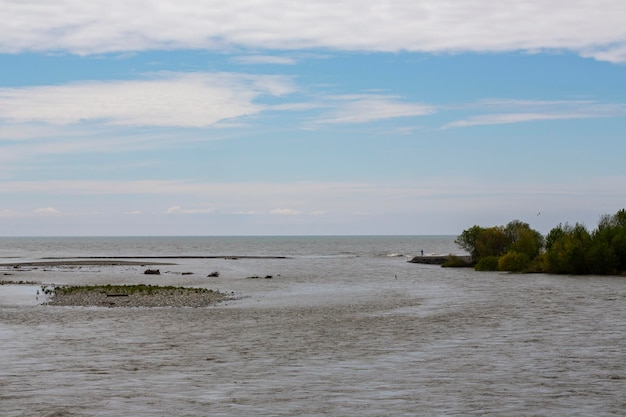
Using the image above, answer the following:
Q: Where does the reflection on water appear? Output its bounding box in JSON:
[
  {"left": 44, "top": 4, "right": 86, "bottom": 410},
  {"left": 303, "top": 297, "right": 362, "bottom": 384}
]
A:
[
  {"left": 1, "top": 237, "right": 625, "bottom": 416},
  {"left": 0, "top": 285, "right": 48, "bottom": 306}
]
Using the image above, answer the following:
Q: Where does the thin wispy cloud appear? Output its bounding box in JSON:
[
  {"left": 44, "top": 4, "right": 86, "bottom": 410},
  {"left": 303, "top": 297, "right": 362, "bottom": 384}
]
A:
[
  {"left": 165, "top": 206, "right": 216, "bottom": 215},
  {"left": 33, "top": 207, "right": 61, "bottom": 215},
  {"left": 443, "top": 99, "right": 626, "bottom": 128},
  {"left": 270, "top": 208, "right": 301, "bottom": 216},
  {"left": 2, "top": 177, "right": 625, "bottom": 235},
  {"left": 232, "top": 55, "right": 297, "bottom": 65},
  {"left": 0, "top": 126, "right": 235, "bottom": 170},
  {"left": 313, "top": 95, "right": 435, "bottom": 125},
  {"left": 445, "top": 113, "right": 594, "bottom": 129},
  {"left": 0, "top": 125, "right": 71, "bottom": 141},
  {"left": 1, "top": 177, "right": 624, "bottom": 204},
  {"left": 0, "top": 209, "right": 19, "bottom": 218}
]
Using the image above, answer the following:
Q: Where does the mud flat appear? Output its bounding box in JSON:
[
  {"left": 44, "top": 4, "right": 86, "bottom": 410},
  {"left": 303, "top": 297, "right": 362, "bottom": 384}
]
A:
[{"left": 46, "top": 284, "right": 232, "bottom": 308}]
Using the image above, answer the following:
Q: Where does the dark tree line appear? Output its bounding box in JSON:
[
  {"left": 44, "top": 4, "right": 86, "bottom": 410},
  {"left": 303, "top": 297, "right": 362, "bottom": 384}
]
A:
[{"left": 455, "top": 209, "right": 626, "bottom": 275}]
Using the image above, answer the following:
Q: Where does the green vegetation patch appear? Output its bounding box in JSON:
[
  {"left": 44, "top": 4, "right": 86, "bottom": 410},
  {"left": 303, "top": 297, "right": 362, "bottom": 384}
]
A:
[
  {"left": 454, "top": 208, "right": 626, "bottom": 275},
  {"left": 54, "top": 284, "right": 214, "bottom": 296},
  {"left": 441, "top": 255, "right": 474, "bottom": 268},
  {"left": 474, "top": 256, "right": 500, "bottom": 271}
]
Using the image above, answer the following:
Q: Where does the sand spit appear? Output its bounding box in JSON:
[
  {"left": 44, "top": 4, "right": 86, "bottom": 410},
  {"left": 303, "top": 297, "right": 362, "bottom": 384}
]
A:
[
  {"left": 2, "top": 260, "right": 175, "bottom": 268},
  {"left": 46, "top": 284, "right": 232, "bottom": 308},
  {"left": 43, "top": 255, "right": 289, "bottom": 259}
]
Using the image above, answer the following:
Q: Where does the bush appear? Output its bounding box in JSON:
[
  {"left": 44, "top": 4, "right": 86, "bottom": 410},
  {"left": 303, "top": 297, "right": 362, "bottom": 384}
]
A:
[
  {"left": 475, "top": 256, "right": 499, "bottom": 271},
  {"left": 442, "top": 255, "right": 472, "bottom": 267},
  {"left": 498, "top": 251, "right": 531, "bottom": 272}
]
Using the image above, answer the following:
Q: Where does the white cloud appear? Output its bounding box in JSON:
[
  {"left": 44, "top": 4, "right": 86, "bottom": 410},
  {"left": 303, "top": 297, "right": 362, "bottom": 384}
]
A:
[
  {"left": 314, "top": 95, "right": 435, "bottom": 124},
  {"left": 165, "top": 206, "right": 184, "bottom": 214},
  {"left": 0, "top": 72, "right": 294, "bottom": 127},
  {"left": 232, "top": 55, "right": 296, "bottom": 65},
  {"left": 33, "top": 207, "right": 61, "bottom": 215},
  {"left": 1, "top": 1, "right": 626, "bottom": 62},
  {"left": 582, "top": 45, "right": 626, "bottom": 64},
  {"left": 443, "top": 99, "right": 626, "bottom": 128},
  {"left": 165, "top": 205, "right": 215, "bottom": 214},
  {"left": 444, "top": 113, "right": 589, "bottom": 128},
  {"left": 270, "top": 208, "right": 301, "bottom": 216},
  {"left": 0, "top": 125, "right": 69, "bottom": 141},
  {"left": 0, "top": 209, "right": 19, "bottom": 218}
]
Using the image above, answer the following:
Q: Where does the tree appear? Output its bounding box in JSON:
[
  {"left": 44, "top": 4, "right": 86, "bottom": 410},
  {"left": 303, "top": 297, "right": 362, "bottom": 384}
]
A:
[
  {"left": 454, "top": 225, "right": 484, "bottom": 261},
  {"left": 543, "top": 223, "right": 591, "bottom": 274},
  {"left": 474, "top": 226, "right": 509, "bottom": 259},
  {"left": 585, "top": 240, "right": 618, "bottom": 275},
  {"left": 545, "top": 223, "right": 566, "bottom": 251},
  {"left": 591, "top": 209, "right": 626, "bottom": 273},
  {"left": 455, "top": 209, "right": 626, "bottom": 275},
  {"left": 505, "top": 220, "right": 544, "bottom": 260},
  {"left": 455, "top": 221, "right": 544, "bottom": 270}
]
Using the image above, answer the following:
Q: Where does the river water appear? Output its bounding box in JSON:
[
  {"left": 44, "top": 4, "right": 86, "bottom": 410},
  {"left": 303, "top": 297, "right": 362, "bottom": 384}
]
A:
[{"left": 1, "top": 236, "right": 625, "bottom": 416}]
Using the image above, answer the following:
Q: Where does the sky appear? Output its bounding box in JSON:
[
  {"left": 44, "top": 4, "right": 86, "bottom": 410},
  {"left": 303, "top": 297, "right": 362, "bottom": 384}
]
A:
[{"left": 1, "top": 0, "right": 625, "bottom": 236}]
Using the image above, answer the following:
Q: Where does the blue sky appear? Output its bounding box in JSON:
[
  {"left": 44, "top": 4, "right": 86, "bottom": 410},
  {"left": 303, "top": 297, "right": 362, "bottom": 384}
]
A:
[{"left": 1, "top": 0, "right": 625, "bottom": 236}]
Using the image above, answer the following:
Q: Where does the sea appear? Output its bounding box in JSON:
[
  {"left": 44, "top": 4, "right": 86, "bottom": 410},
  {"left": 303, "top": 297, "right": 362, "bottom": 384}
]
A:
[{"left": 1, "top": 235, "right": 625, "bottom": 416}]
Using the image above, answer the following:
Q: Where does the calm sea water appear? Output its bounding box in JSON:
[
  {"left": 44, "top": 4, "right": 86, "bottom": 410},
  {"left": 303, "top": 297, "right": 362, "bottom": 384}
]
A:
[{"left": 1, "top": 236, "right": 625, "bottom": 416}]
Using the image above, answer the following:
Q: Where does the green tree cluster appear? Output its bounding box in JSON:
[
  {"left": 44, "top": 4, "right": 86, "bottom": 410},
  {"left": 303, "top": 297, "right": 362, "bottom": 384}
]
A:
[
  {"left": 455, "top": 220, "right": 544, "bottom": 272},
  {"left": 543, "top": 209, "right": 626, "bottom": 274},
  {"left": 455, "top": 209, "right": 626, "bottom": 275}
]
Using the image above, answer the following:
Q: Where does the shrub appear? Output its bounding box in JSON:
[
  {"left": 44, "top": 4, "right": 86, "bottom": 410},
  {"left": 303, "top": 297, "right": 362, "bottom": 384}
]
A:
[
  {"left": 442, "top": 255, "right": 472, "bottom": 267},
  {"left": 498, "top": 251, "right": 531, "bottom": 272},
  {"left": 475, "top": 256, "right": 499, "bottom": 271}
]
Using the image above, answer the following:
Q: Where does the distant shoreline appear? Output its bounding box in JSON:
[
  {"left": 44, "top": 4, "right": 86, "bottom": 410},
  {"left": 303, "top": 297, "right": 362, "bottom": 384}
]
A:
[
  {"left": 0, "top": 255, "right": 289, "bottom": 268},
  {"left": 1, "top": 260, "right": 175, "bottom": 268}
]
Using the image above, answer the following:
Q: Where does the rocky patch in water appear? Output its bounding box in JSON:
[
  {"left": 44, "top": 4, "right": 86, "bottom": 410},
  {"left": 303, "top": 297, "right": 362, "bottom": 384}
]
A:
[{"left": 47, "top": 284, "right": 233, "bottom": 308}]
